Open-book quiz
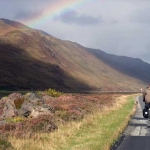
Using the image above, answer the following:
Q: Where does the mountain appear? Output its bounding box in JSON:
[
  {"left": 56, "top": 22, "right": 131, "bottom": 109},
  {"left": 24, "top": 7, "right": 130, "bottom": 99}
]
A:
[
  {"left": 86, "top": 48, "right": 150, "bottom": 83},
  {"left": 0, "top": 19, "right": 148, "bottom": 92}
]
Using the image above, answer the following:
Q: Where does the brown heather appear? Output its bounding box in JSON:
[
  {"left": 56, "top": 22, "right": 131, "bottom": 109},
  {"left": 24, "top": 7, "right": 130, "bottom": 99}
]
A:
[
  {"left": 6, "top": 94, "right": 136, "bottom": 150},
  {"left": 0, "top": 93, "right": 115, "bottom": 138}
]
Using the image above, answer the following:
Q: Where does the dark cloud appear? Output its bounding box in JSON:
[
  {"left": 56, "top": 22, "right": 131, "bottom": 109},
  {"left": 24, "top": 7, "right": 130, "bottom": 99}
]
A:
[
  {"left": 0, "top": 0, "right": 49, "bottom": 21},
  {"left": 14, "top": 10, "right": 43, "bottom": 21},
  {"left": 129, "top": 8, "right": 150, "bottom": 24},
  {"left": 54, "top": 9, "right": 102, "bottom": 26}
]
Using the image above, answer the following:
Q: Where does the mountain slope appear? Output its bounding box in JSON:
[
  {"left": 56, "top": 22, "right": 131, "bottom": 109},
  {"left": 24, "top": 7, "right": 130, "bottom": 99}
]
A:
[
  {"left": 86, "top": 48, "right": 150, "bottom": 83},
  {"left": 0, "top": 19, "right": 148, "bottom": 92},
  {"left": 0, "top": 43, "right": 91, "bottom": 91}
]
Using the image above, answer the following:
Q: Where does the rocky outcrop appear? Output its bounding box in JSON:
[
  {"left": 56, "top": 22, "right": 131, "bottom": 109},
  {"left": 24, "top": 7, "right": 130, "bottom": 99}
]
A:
[
  {"left": 0, "top": 92, "right": 59, "bottom": 134},
  {"left": 0, "top": 92, "right": 55, "bottom": 120}
]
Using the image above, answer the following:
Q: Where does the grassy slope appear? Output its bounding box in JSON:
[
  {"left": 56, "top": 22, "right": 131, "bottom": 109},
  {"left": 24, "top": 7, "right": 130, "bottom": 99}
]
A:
[{"left": 9, "top": 95, "right": 136, "bottom": 150}]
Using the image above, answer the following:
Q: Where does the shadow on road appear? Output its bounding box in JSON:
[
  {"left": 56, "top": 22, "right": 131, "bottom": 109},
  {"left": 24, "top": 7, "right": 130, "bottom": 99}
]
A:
[
  {"left": 132, "top": 117, "right": 146, "bottom": 120},
  {"left": 129, "top": 123, "right": 147, "bottom": 127}
]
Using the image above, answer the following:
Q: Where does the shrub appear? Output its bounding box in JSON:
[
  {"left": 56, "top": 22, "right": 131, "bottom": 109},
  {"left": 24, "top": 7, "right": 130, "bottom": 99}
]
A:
[
  {"left": 14, "top": 97, "right": 25, "bottom": 109},
  {"left": 6, "top": 117, "right": 26, "bottom": 123},
  {"left": 36, "top": 91, "right": 43, "bottom": 97},
  {"left": 46, "top": 88, "right": 63, "bottom": 97}
]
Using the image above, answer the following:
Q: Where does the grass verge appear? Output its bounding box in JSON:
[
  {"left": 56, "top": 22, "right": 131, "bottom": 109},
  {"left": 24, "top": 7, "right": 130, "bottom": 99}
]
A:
[{"left": 8, "top": 95, "right": 136, "bottom": 150}]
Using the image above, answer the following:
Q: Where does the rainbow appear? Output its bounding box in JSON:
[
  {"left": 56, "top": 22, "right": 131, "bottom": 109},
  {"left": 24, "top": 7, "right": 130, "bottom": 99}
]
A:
[{"left": 23, "top": 0, "right": 96, "bottom": 28}]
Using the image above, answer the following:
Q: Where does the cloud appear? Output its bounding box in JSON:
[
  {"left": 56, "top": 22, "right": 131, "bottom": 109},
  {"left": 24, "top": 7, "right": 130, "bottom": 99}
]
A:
[
  {"left": 14, "top": 10, "right": 43, "bottom": 21},
  {"left": 54, "top": 9, "right": 102, "bottom": 26},
  {"left": 129, "top": 8, "right": 150, "bottom": 24},
  {"left": 1, "top": 0, "right": 150, "bottom": 63},
  {"left": 0, "top": 0, "right": 50, "bottom": 21}
]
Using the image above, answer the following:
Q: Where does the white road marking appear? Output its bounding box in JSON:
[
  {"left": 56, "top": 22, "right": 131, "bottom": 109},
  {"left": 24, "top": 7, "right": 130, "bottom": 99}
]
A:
[{"left": 131, "top": 126, "right": 141, "bottom": 136}]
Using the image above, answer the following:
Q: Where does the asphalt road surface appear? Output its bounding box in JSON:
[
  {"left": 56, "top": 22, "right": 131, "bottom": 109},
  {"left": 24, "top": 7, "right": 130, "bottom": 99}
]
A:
[{"left": 112, "top": 95, "right": 150, "bottom": 150}]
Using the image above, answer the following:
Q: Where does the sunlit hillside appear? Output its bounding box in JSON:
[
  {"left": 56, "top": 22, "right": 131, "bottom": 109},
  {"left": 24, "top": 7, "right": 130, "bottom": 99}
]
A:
[{"left": 0, "top": 19, "right": 147, "bottom": 92}]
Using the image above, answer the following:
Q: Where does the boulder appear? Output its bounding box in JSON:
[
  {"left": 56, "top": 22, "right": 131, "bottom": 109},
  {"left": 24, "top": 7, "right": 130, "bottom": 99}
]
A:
[
  {"left": 1, "top": 100, "right": 18, "bottom": 119},
  {"left": 25, "top": 93, "right": 38, "bottom": 100},
  {"left": 29, "top": 106, "right": 52, "bottom": 118},
  {"left": 1, "top": 108, "right": 17, "bottom": 119},
  {"left": 24, "top": 93, "right": 44, "bottom": 105},
  {"left": 8, "top": 93, "right": 23, "bottom": 100},
  {"left": 21, "top": 101, "right": 34, "bottom": 112}
]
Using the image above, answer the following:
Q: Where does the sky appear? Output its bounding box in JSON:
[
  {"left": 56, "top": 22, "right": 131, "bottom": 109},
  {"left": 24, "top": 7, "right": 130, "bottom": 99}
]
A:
[{"left": 0, "top": 0, "right": 150, "bottom": 63}]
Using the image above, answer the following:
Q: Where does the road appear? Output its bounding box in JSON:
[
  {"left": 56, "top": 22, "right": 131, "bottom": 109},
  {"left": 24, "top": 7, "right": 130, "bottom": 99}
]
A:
[{"left": 112, "top": 95, "right": 150, "bottom": 150}]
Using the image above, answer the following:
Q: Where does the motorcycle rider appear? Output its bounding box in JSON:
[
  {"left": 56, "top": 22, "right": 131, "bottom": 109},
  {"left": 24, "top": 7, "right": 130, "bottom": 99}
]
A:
[
  {"left": 143, "top": 85, "right": 150, "bottom": 106},
  {"left": 143, "top": 85, "right": 150, "bottom": 121}
]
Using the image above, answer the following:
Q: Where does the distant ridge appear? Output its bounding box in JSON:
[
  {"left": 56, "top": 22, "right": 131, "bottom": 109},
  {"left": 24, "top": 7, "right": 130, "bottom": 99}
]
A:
[
  {"left": 86, "top": 48, "right": 150, "bottom": 83},
  {"left": 0, "top": 18, "right": 30, "bottom": 29}
]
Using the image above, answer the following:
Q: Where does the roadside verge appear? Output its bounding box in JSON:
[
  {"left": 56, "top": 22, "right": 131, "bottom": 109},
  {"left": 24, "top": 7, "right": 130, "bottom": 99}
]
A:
[{"left": 9, "top": 94, "right": 137, "bottom": 150}]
